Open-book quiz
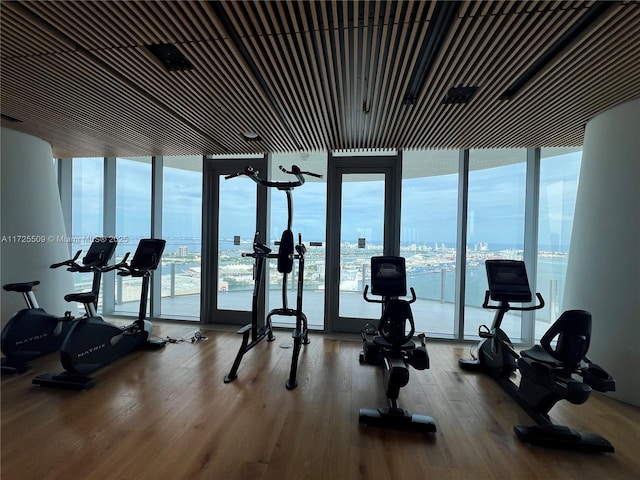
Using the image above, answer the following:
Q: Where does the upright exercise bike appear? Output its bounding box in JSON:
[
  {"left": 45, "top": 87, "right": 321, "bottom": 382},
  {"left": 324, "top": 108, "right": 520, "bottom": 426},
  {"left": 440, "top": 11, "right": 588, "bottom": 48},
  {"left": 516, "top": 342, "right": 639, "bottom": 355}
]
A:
[
  {"left": 32, "top": 238, "right": 167, "bottom": 390},
  {"left": 1, "top": 237, "right": 117, "bottom": 374},
  {"left": 223, "top": 165, "right": 321, "bottom": 390},
  {"left": 459, "top": 259, "right": 616, "bottom": 452},
  {"left": 359, "top": 256, "right": 436, "bottom": 432}
]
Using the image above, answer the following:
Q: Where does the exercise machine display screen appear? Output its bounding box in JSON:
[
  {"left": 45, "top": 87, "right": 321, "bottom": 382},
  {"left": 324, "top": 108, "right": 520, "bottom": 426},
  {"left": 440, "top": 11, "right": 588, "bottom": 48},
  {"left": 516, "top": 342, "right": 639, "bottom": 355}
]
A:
[
  {"left": 485, "top": 260, "right": 532, "bottom": 303},
  {"left": 371, "top": 256, "right": 407, "bottom": 297}
]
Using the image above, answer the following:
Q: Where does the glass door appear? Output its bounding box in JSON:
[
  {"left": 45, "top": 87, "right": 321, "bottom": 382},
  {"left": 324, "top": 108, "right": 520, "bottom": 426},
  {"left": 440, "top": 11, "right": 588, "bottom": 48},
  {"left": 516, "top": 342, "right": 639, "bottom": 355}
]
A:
[
  {"left": 266, "top": 152, "right": 328, "bottom": 330},
  {"left": 326, "top": 154, "right": 401, "bottom": 333},
  {"left": 338, "top": 173, "right": 386, "bottom": 320},
  {"left": 202, "top": 157, "right": 267, "bottom": 325}
]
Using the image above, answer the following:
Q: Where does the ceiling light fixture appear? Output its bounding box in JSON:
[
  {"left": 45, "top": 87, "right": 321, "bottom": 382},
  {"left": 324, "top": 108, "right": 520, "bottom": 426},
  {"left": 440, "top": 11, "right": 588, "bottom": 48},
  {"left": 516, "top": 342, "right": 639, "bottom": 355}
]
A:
[
  {"left": 403, "top": 1, "right": 461, "bottom": 105},
  {"left": 500, "top": 1, "right": 614, "bottom": 100},
  {"left": 243, "top": 131, "right": 261, "bottom": 142}
]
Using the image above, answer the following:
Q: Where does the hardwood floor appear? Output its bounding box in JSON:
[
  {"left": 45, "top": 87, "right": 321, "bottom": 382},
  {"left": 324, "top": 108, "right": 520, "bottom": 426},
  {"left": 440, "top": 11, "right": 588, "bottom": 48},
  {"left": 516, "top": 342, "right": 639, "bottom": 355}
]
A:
[{"left": 2, "top": 323, "right": 639, "bottom": 480}]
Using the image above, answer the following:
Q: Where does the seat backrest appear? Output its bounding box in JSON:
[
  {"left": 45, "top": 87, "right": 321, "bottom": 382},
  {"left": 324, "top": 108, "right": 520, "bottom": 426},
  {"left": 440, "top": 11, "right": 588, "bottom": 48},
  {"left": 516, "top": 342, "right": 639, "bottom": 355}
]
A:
[
  {"left": 379, "top": 299, "right": 415, "bottom": 347},
  {"left": 277, "top": 229, "right": 294, "bottom": 273},
  {"left": 540, "top": 309, "right": 592, "bottom": 366}
]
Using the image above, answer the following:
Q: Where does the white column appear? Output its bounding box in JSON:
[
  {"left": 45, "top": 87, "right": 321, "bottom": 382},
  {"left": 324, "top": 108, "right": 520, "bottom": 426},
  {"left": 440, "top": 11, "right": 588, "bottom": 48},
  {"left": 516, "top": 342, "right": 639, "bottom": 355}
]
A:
[
  {"left": 563, "top": 98, "right": 640, "bottom": 406},
  {"left": 1, "top": 127, "right": 76, "bottom": 324}
]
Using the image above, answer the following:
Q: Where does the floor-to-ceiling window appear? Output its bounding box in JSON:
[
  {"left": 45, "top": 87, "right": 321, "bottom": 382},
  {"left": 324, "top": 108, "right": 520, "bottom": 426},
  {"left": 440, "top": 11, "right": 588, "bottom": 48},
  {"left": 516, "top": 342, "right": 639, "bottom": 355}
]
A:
[
  {"left": 160, "top": 155, "right": 202, "bottom": 319},
  {"left": 535, "top": 147, "right": 582, "bottom": 339},
  {"left": 114, "top": 157, "right": 152, "bottom": 315},
  {"left": 401, "top": 150, "right": 459, "bottom": 337},
  {"left": 464, "top": 149, "right": 527, "bottom": 341},
  {"left": 70, "top": 157, "right": 104, "bottom": 305},
  {"left": 59, "top": 147, "right": 583, "bottom": 345}
]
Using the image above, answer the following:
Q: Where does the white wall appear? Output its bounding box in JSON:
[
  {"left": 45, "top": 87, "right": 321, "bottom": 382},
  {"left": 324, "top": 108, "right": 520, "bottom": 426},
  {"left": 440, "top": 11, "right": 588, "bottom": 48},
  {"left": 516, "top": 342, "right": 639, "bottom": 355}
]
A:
[
  {"left": 1, "top": 127, "right": 75, "bottom": 325},
  {"left": 563, "top": 98, "right": 640, "bottom": 406}
]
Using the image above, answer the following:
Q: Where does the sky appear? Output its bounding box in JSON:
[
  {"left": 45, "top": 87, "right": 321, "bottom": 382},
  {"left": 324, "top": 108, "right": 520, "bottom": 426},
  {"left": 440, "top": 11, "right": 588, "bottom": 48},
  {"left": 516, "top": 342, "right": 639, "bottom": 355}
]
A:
[{"left": 72, "top": 151, "right": 581, "bottom": 253}]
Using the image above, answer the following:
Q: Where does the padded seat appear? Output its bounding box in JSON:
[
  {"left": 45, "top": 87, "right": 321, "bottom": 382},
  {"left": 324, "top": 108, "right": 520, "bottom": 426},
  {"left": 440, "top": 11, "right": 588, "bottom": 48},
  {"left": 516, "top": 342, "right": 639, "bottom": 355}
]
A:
[
  {"left": 520, "top": 345, "right": 561, "bottom": 366},
  {"left": 518, "top": 309, "right": 597, "bottom": 409},
  {"left": 3, "top": 281, "right": 40, "bottom": 292},
  {"left": 520, "top": 309, "right": 591, "bottom": 369},
  {"left": 64, "top": 292, "right": 96, "bottom": 305},
  {"left": 519, "top": 308, "right": 615, "bottom": 400},
  {"left": 373, "top": 336, "right": 415, "bottom": 350},
  {"left": 277, "top": 230, "right": 294, "bottom": 274}
]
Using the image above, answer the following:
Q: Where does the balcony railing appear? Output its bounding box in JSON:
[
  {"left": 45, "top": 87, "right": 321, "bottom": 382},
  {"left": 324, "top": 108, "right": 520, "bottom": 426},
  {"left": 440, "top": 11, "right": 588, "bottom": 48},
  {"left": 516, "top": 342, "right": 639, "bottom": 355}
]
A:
[{"left": 75, "top": 257, "right": 563, "bottom": 338}]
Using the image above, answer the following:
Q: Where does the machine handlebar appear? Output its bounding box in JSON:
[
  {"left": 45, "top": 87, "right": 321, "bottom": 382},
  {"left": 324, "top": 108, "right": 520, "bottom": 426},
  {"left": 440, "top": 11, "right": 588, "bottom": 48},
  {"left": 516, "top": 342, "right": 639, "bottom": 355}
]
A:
[
  {"left": 481, "top": 290, "right": 545, "bottom": 311},
  {"left": 363, "top": 285, "right": 417, "bottom": 304},
  {"left": 50, "top": 249, "right": 84, "bottom": 271},
  {"left": 225, "top": 164, "right": 322, "bottom": 189},
  {"left": 102, "top": 252, "right": 131, "bottom": 275}
]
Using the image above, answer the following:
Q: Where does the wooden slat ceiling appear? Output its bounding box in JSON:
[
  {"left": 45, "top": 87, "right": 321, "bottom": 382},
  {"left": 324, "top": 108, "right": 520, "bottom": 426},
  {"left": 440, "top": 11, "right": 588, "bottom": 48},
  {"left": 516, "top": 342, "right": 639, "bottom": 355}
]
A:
[{"left": 1, "top": 0, "right": 639, "bottom": 158}]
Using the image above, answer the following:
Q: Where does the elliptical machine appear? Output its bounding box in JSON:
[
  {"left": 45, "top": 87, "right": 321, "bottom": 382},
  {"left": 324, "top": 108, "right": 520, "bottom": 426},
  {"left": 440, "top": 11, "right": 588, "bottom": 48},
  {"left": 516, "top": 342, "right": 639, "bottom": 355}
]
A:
[
  {"left": 1, "top": 237, "right": 117, "bottom": 374},
  {"left": 32, "top": 238, "right": 167, "bottom": 390},
  {"left": 359, "top": 256, "right": 436, "bottom": 432},
  {"left": 223, "top": 165, "right": 321, "bottom": 390},
  {"left": 459, "top": 259, "right": 616, "bottom": 452}
]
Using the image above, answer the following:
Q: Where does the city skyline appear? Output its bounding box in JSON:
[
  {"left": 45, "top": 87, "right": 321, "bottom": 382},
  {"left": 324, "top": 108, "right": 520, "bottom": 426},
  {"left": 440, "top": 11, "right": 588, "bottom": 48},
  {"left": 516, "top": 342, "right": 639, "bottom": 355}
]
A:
[{"left": 72, "top": 151, "right": 581, "bottom": 252}]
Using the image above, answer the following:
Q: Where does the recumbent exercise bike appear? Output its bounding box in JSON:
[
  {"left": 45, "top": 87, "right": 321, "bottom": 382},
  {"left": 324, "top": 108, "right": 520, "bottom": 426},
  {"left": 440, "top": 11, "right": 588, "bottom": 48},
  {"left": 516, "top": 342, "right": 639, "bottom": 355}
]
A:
[
  {"left": 1, "top": 237, "right": 117, "bottom": 374},
  {"left": 359, "top": 256, "right": 436, "bottom": 432},
  {"left": 32, "top": 238, "right": 167, "bottom": 390},
  {"left": 459, "top": 259, "right": 616, "bottom": 452}
]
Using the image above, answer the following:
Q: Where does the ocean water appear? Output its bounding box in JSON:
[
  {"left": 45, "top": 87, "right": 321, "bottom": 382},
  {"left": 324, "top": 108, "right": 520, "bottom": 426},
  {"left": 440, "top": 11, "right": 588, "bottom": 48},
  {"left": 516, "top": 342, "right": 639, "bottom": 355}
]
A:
[
  {"left": 156, "top": 240, "right": 568, "bottom": 326},
  {"left": 159, "top": 242, "right": 567, "bottom": 309},
  {"left": 405, "top": 257, "right": 566, "bottom": 304}
]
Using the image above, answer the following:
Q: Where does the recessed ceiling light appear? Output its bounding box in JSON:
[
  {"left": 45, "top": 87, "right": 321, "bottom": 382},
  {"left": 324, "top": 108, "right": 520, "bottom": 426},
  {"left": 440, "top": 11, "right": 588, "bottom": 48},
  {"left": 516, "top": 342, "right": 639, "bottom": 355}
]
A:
[{"left": 243, "top": 131, "right": 261, "bottom": 141}]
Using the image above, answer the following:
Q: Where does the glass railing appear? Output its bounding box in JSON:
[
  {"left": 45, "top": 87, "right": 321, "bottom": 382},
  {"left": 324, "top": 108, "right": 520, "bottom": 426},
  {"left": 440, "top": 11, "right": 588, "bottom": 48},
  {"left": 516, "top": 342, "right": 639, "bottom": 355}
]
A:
[{"left": 101, "top": 244, "right": 567, "bottom": 337}]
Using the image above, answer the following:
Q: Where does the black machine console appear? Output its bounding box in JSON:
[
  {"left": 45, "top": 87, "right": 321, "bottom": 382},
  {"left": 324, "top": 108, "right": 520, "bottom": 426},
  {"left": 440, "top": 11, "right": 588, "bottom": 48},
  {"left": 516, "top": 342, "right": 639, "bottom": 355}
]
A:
[
  {"left": 80, "top": 237, "right": 118, "bottom": 269},
  {"left": 370, "top": 256, "right": 407, "bottom": 297},
  {"left": 485, "top": 259, "right": 532, "bottom": 303},
  {"left": 129, "top": 238, "right": 165, "bottom": 272}
]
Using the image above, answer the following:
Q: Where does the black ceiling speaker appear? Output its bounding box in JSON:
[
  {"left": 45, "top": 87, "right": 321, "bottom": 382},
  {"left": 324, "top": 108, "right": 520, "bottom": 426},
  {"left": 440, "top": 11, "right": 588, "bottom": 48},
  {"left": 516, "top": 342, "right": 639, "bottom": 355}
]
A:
[
  {"left": 1, "top": 114, "right": 23, "bottom": 123},
  {"left": 443, "top": 85, "right": 479, "bottom": 105},
  {"left": 145, "top": 43, "right": 194, "bottom": 72}
]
